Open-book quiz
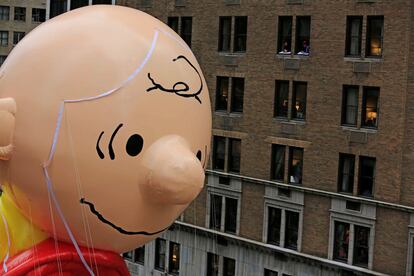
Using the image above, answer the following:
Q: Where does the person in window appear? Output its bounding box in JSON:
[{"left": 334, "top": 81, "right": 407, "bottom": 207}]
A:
[
  {"left": 279, "top": 40, "right": 291, "bottom": 55},
  {"left": 297, "top": 40, "right": 310, "bottom": 56}
]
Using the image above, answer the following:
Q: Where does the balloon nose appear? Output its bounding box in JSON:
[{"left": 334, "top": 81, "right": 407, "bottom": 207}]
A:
[{"left": 139, "top": 135, "right": 205, "bottom": 205}]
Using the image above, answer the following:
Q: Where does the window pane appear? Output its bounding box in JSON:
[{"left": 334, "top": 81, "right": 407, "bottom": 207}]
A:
[
  {"left": 345, "top": 17, "right": 362, "bottom": 56},
  {"left": 0, "top": 55, "right": 7, "bottom": 66},
  {"left": 224, "top": 197, "right": 238, "bottom": 233},
  {"left": 0, "top": 31, "right": 8, "bottom": 46},
  {"left": 265, "top": 269, "right": 279, "bottom": 276},
  {"left": 341, "top": 85, "right": 359, "bottom": 126},
  {"left": 210, "top": 194, "right": 222, "bottom": 230},
  {"left": 181, "top": 17, "right": 192, "bottom": 47},
  {"left": 338, "top": 153, "right": 355, "bottom": 193},
  {"left": 155, "top": 238, "right": 166, "bottom": 271},
  {"left": 13, "top": 32, "right": 25, "bottom": 45},
  {"left": 361, "top": 87, "right": 379, "bottom": 128},
  {"left": 231, "top": 77, "right": 244, "bottom": 113},
  {"left": 70, "top": 0, "right": 89, "bottom": 10},
  {"left": 228, "top": 138, "right": 241, "bottom": 173},
  {"left": 284, "top": 210, "right": 299, "bottom": 250},
  {"left": 168, "top": 242, "right": 180, "bottom": 275},
  {"left": 134, "top": 246, "right": 145, "bottom": 264},
  {"left": 168, "top": 17, "right": 179, "bottom": 33},
  {"left": 216, "top": 76, "right": 229, "bottom": 111},
  {"left": 123, "top": 251, "right": 133, "bottom": 260},
  {"left": 277, "top": 16, "right": 292, "bottom": 54},
  {"left": 92, "top": 0, "right": 112, "bottom": 4},
  {"left": 14, "top": 7, "right": 26, "bottom": 21},
  {"left": 271, "top": 145, "right": 285, "bottom": 181},
  {"left": 353, "top": 225, "right": 370, "bottom": 267},
  {"left": 219, "top": 17, "right": 231, "bottom": 52},
  {"left": 234, "top": 16, "right": 247, "bottom": 52},
  {"left": 295, "top": 16, "right": 311, "bottom": 54},
  {"left": 366, "top": 16, "right": 384, "bottom": 57},
  {"left": 274, "top": 81, "right": 289, "bottom": 118},
  {"left": 223, "top": 257, "right": 236, "bottom": 276},
  {"left": 50, "top": 0, "right": 68, "bottom": 18},
  {"left": 207, "top": 253, "right": 219, "bottom": 276},
  {"left": 292, "top": 82, "right": 307, "bottom": 120},
  {"left": 32, "top": 8, "right": 46, "bottom": 22},
  {"left": 289, "top": 147, "right": 303, "bottom": 184},
  {"left": 358, "top": 156, "right": 375, "bottom": 197},
  {"left": 333, "top": 221, "right": 350, "bottom": 262},
  {"left": 267, "top": 207, "right": 281, "bottom": 245},
  {"left": 213, "top": 136, "right": 226, "bottom": 170},
  {"left": 0, "top": 6, "right": 10, "bottom": 21}
]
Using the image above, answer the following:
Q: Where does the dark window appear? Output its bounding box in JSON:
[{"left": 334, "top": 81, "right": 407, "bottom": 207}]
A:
[
  {"left": 70, "top": 0, "right": 88, "bottom": 10},
  {"left": 271, "top": 145, "right": 285, "bottom": 181},
  {"left": 358, "top": 156, "right": 375, "bottom": 197},
  {"left": 219, "top": 176, "right": 230, "bottom": 185},
  {"left": 278, "top": 187, "right": 291, "bottom": 198},
  {"left": 92, "top": 0, "right": 113, "bottom": 3},
  {"left": 341, "top": 85, "right": 359, "bottom": 126},
  {"left": 134, "top": 246, "right": 145, "bottom": 264},
  {"left": 228, "top": 138, "right": 241, "bottom": 173},
  {"left": 0, "top": 6, "right": 9, "bottom": 21},
  {"left": 274, "top": 80, "right": 289, "bottom": 118},
  {"left": 168, "top": 17, "right": 179, "bottom": 33},
  {"left": 155, "top": 238, "right": 166, "bottom": 271},
  {"left": 224, "top": 197, "right": 238, "bottom": 233},
  {"left": 13, "top": 32, "right": 25, "bottom": 45},
  {"left": 123, "top": 251, "right": 133, "bottom": 260},
  {"left": 215, "top": 76, "right": 229, "bottom": 111},
  {"left": 267, "top": 207, "right": 281, "bottom": 245},
  {"left": 345, "top": 16, "right": 362, "bottom": 56},
  {"left": 0, "top": 31, "right": 8, "bottom": 46},
  {"left": 207, "top": 253, "right": 219, "bottom": 276},
  {"left": 234, "top": 16, "right": 247, "bottom": 52},
  {"left": 265, "top": 269, "right": 278, "bottom": 276},
  {"left": 223, "top": 257, "right": 236, "bottom": 276},
  {"left": 0, "top": 55, "right": 6, "bottom": 66},
  {"left": 333, "top": 221, "right": 350, "bottom": 262},
  {"left": 366, "top": 16, "right": 384, "bottom": 57},
  {"left": 213, "top": 136, "right": 225, "bottom": 170},
  {"left": 14, "top": 7, "right": 25, "bottom": 21},
  {"left": 168, "top": 242, "right": 180, "bottom": 275},
  {"left": 346, "top": 200, "right": 361, "bottom": 211},
  {"left": 277, "top": 16, "right": 292, "bottom": 54},
  {"left": 361, "top": 87, "right": 379, "bottom": 128},
  {"left": 230, "top": 78, "right": 244, "bottom": 112},
  {"left": 353, "top": 225, "right": 370, "bottom": 267},
  {"left": 50, "top": 0, "right": 67, "bottom": 18},
  {"left": 288, "top": 147, "right": 303, "bottom": 184},
  {"left": 32, "top": 8, "right": 46, "bottom": 22},
  {"left": 218, "top": 17, "right": 231, "bottom": 52},
  {"left": 181, "top": 17, "right": 192, "bottom": 47},
  {"left": 338, "top": 153, "right": 355, "bottom": 194},
  {"left": 284, "top": 210, "right": 299, "bottom": 250},
  {"left": 209, "top": 194, "right": 222, "bottom": 230},
  {"left": 295, "top": 16, "right": 311, "bottom": 54},
  {"left": 292, "top": 82, "right": 307, "bottom": 120}
]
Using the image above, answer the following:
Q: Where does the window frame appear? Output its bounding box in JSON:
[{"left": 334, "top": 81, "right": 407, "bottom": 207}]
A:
[
  {"left": 32, "top": 8, "right": 46, "bottom": 23},
  {"left": 341, "top": 85, "right": 359, "bottom": 127},
  {"left": 365, "top": 16, "right": 384, "bottom": 58},
  {"left": 222, "top": 257, "right": 236, "bottom": 276},
  {"left": 288, "top": 147, "right": 304, "bottom": 185},
  {"left": 345, "top": 16, "right": 363, "bottom": 57},
  {"left": 361, "top": 86, "right": 379, "bottom": 129},
  {"left": 233, "top": 16, "right": 247, "bottom": 53},
  {"left": 277, "top": 16, "right": 293, "bottom": 54},
  {"left": 0, "top": 31, "right": 8, "bottom": 46},
  {"left": 168, "top": 16, "right": 179, "bottom": 33},
  {"left": 274, "top": 80, "right": 289, "bottom": 118},
  {"left": 133, "top": 246, "right": 145, "bottom": 265},
  {"left": 207, "top": 252, "right": 220, "bottom": 276},
  {"left": 295, "top": 16, "right": 311, "bottom": 55},
  {"left": 218, "top": 16, "right": 232, "bottom": 52},
  {"left": 154, "top": 238, "right": 167, "bottom": 271},
  {"left": 271, "top": 144, "right": 286, "bottom": 182},
  {"left": 207, "top": 191, "right": 240, "bottom": 235},
  {"left": 358, "top": 156, "right": 376, "bottom": 198},
  {"left": 291, "top": 81, "right": 307, "bottom": 120},
  {"left": 212, "top": 135, "right": 242, "bottom": 174},
  {"left": 180, "top": 16, "right": 192, "bottom": 47},
  {"left": 338, "top": 153, "right": 355, "bottom": 194},
  {"left": 230, "top": 77, "right": 244, "bottom": 113},
  {"left": 0, "top": 6, "right": 10, "bottom": 21},
  {"left": 168, "top": 241, "right": 181, "bottom": 275},
  {"left": 13, "top": 7, "right": 26, "bottom": 21},
  {"left": 13, "top": 31, "right": 25, "bottom": 45}
]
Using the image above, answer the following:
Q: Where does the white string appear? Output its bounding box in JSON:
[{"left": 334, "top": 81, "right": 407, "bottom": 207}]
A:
[
  {"left": 42, "top": 30, "right": 159, "bottom": 275},
  {"left": 0, "top": 210, "right": 10, "bottom": 273}
]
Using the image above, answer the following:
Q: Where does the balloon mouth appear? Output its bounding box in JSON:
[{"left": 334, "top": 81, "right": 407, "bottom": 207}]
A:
[{"left": 80, "top": 198, "right": 169, "bottom": 236}]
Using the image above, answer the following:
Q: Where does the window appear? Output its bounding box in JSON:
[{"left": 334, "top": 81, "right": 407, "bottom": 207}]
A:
[
  {"left": 50, "top": 0, "right": 68, "bottom": 18},
  {"left": 341, "top": 85, "right": 359, "bottom": 126},
  {"left": 0, "top": 55, "right": 6, "bottom": 66},
  {"left": 366, "top": 16, "right": 384, "bottom": 57},
  {"left": 32, "top": 8, "right": 46, "bottom": 22},
  {"left": 207, "top": 253, "right": 219, "bottom": 276},
  {"left": 216, "top": 76, "right": 229, "bottom": 111},
  {"left": 361, "top": 87, "right": 379, "bottom": 128},
  {"left": 274, "top": 81, "right": 289, "bottom": 118},
  {"left": 0, "top": 31, "right": 8, "bottom": 46},
  {"left": 218, "top": 16, "right": 247, "bottom": 53},
  {"left": 345, "top": 200, "right": 361, "bottom": 212},
  {"left": 288, "top": 147, "right": 303, "bottom": 184},
  {"left": 223, "top": 257, "right": 236, "bottom": 276},
  {"left": 353, "top": 225, "right": 370, "bottom": 267},
  {"left": 271, "top": 145, "right": 285, "bottom": 181},
  {"left": 0, "top": 6, "right": 9, "bottom": 21},
  {"left": 168, "top": 17, "right": 179, "bottom": 33},
  {"left": 274, "top": 80, "right": 307, "bottom": 121},
  {"left": 333, "top": 221, "right": 349, "bottom": 262},
  {"left": 14, "top": 7, "right": 25, "bottom": 21},
  {"left": 209, "top": 194, "right": 239, "bottom": 234},
  {"left": 358, "top": 156, "right": 375, "bottom": 197},
  {"left": 92, "top": 0, "right": 112, "bottom": 3},
  {"left": 70, "top": 0, "right": 89, "bottom": 10},
  {"left": 123, "top": 251, "right": 133, "bottom": 260},
  {"left": 345, "top": 16, "right": 362, "bottom": 56},
  {"left": 212, "top": 136, "right": 242, "bottom": 173},
  {"left": 13, "top": 32, "right": 25, "bottom": 45},
  {"left": 230, "top": 78, "right": 244, "bottom": 112},
  {"left": 155, "top": 238, "right": 166, "bottom": 271},
  {"left": 215, "top": 76, "right": 244, "bottom": 113},
  {"left": 277, "top": 17, "right": 292, "bottom": 54},
  {"left": 292, "top": 82, "right": 307, "bottom": 120},
  {"left": 168, "top": 242, "right": 180, "bottom": 275},
  {"left": 264, "top": 269, "right": 278, "bottom": 276},
  {"left": 181, "top": 17, "right": 192, "bottom": 47},
  {"left": 295, "top": 16, "right": 311, "bottom": 55},
  {"left": 338, "top": 153, "right": 355, "bottom": 194},
  {"left": 277, "top": 16, "right": 311, "bottom": 55},
  {"left": 213, "top": 136, "right": 226, "bottom": 170},
  {"left": 228, "top": 139, "right": 241, "bottom": 173},
  {"left": 266, "top": 206, "right": 300, "bottom": 250},
  {"left": 134, "top": 246, "right": 145, "bottom": 264}
]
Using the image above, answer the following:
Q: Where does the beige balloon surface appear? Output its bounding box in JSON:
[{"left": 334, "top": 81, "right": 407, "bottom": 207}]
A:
[{"left": 0, "top": 5, "right": 211, "bottom": 253}]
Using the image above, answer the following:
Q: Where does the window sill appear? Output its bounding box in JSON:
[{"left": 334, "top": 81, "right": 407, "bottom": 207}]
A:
[
  {"left": 214, "top": 111, "right": 243, "bottom": 118},
  {"left": 273, "top": 118, "right": 306, "bottom": 125},
  {"left": 276, "top": 53, "right": 310, "bottom": 59},
  {"left": 344, "top": 56, "right": 383, "bottom": 62},
  {"left": 218, "top": 51, "right": 245, "bottom": 57}
]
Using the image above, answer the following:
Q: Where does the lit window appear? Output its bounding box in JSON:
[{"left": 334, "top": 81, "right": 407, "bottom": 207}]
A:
[
  {"left": 338, "top": 153, "right": 355, "bottom": 194},
  {"left": 366, "top": 16, "right": 384, "bottom": 57},
  {"left": 168, "top": 242, "right": 180, "bottom": 275},
  {"left": 361, "top": 87, "right": 379, "bottom": 128},
  {"left": 345, "top": 16, "right": 362, "bottom": 56},
  {"left": 14, "top": 7, "right": 25, "bottom": 21},
  {"left": 291, "top": 82, "right": 307, "bottom": 120},
  {"left": 274, "top": 80, "right": 307, "bottom": 121},
  {"left": 0, "top": 6, "right": 9, "bottom": 21}
]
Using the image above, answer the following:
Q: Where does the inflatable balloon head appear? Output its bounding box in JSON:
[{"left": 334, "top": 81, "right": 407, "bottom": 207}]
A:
[{"left": 0, "top": 4, "right": 211, "bottom": 256}]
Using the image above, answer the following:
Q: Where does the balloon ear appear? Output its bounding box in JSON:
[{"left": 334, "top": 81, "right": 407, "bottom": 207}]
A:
[{"left": 0, "top": 98, "right": 16, "bottom": 160}]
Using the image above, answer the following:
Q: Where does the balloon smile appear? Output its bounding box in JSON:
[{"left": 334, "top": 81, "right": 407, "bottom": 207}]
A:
[{"left": 80, "top": 198, "right": 169, "bottom": 235}]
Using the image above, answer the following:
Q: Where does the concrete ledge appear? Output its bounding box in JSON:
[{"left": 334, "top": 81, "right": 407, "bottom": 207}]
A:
[
  {"left": 224, "top": 0, "right": 241, "bottom": 5},
  {"left": 353, "top": 61, "right": 371, "bottom": 73},
  {"left": 286, "top": 0, "right": 304, "bottom": 4},
  {"left": 175, "top": 0, "right": 186, "bottom": 7}
]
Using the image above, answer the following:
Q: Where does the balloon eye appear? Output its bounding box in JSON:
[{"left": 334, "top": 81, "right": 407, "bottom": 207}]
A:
[
  {"left": 126, "top": 134, "right": 144, "bottom": 157},
  {"left": 196, "top": 150, "right": 202, "bottom": 161}
]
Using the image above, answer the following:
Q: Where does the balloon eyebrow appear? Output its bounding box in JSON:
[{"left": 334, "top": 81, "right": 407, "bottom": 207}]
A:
[
  {"left": 96, "top": 131, "right": 105, "bottom": 159},
  {"left": 108, "top": 123, "right": 123, "bottom": 160}
]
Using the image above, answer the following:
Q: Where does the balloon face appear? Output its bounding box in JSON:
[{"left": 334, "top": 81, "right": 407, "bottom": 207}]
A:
[{"left": 0, "top": 5, "right": 211, "bottom": 253}]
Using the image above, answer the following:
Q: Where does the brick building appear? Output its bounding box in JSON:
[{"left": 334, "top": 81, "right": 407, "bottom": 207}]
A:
[{"left": 44, "top": 0, "right": 414, "bottom": 275}]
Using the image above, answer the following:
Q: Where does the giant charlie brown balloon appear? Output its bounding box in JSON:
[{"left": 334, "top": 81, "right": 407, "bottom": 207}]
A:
[{"left": 0, "top": 4, "right": 211, "bottom": 259}]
